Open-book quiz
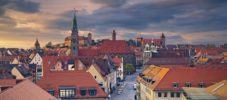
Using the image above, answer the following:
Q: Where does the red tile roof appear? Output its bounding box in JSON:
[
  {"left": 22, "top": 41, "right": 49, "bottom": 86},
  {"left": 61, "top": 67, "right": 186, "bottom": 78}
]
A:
[
  {"left": 155, "top": 67, "right": 227, "bottom": 91},
  {"left": 112, "top": 56, "right": 122, "bottom": 67},
  {"left": 79, "top": 47, "right": 99, "bottom": 57},
  {"left": 0, "top": 80, "right": 56, "bottom": 100},
  {"left": 99, "top": 40, "right": 132, "bottom": 54},
  {"left": 37, "top": 71, "right": 107, "bottom": 99},
  {"left": 0, "top": 79, "right": 16, "bottom": 86},
  {"left": 42, "top": 56, "right": 83, "bottom": 76}
]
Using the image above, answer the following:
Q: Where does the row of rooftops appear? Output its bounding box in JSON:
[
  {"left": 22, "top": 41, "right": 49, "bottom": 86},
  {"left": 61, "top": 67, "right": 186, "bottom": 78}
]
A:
[
  {"left": 0, "top": 55, "right": 113, "bottom": 99},
  {"left": 42, "top": 55, "right": 118, "bottom": 77},
  {"left": 137, "top": 65, "right": 227, "bottom": 91}
]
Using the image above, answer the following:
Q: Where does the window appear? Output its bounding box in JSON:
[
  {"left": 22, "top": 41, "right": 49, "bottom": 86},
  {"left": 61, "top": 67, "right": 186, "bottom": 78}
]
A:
[
  {"left": 198, "top": 82, "right": 205, "bottom": 88},
  {"left": 99, "top": 83, "right": 103, "bottom": 86},
  {"left": 172, "top": 82, "right": 179, "bottom": 88},
  {"left": 185, "top": 82, "right": 191, "bottom": 87},
  {"left": 164, "top": 92, "right": 167, "bottom": 97},
  {"left": 171, "top": 92, "right": 175, "bottom": 97},
  {"left": 80, "top": 88, "right": 87, "bottom": 96},
  {"left": 88, "top": 88, "right": 97, "bottom": 96},
  {"left": 176, "top": 92, "right": 181, "bottom": 97},
  {"left": 37, "top": 68, "right": 42, "bottom": 72},
  {"left": 158, "top": 92, "right": 162, "bottom": 97},
  {"left": 59, "top": 86, "right": 75, "bottom": 99},
  {"left": 47, "top": 89, "right": 54, "bottom": 96},
  {"left": 94, "top": 76, "right": 97, "bottom": 79}
]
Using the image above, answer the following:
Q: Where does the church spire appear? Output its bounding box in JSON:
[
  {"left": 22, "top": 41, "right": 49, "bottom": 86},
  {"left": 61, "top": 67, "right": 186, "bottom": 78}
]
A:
[
  {"left": 72, "top": 9, "right": 78, "bottom": 33},
  {"left": 71, "top": 9, "right": 79, "bottom": 57}
]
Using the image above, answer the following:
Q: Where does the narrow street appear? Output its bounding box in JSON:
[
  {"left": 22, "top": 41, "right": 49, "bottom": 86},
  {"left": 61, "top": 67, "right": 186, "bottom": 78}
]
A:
[{"left": 110, "top": 68, "right": 143, "bottom": 100}]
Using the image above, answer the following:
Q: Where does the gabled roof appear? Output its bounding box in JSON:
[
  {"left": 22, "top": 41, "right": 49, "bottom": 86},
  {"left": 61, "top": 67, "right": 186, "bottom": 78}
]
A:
[
  {"left": 155, "top": 67, "right": 227, "bottom": 91},
  {"left": 0, "top": 64, "right": 30, "bottom": 78},
  {"left": 42, "top": 56, "right": 84, "bottom": 76},
  {"left": 99, "top": 40, "right": 132, "bottom": 54},
  {"left": 37, "top": 71, "right": 107, "bottom": 98},
  {"left": 94, "top": 58, "right": 115, "bottom": 76},
  {"left": 206, "top": 80, "right": 227, "bottom": 99},
  {"left": 137, "top": 65, "right": 169, "bottom": 90},
  {"left": 0, "top": 80, "right": 56, "bottom": 100}
]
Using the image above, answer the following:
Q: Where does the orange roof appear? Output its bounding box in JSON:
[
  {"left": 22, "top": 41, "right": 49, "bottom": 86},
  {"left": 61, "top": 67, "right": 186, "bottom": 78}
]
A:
[
  {"left": 37, "top": 71, "right": 107, "bottom": 98},
  {"left": 223, "top": 52, "right": 227, "bottom": 57},
  {"left": 195, "top": 47, "right": 227, "bottom": 56},
  {"left": 155, "top": 67, "right": 227, "bottom": 91},
  {"left": 0, "top": 80, "right": 56, "bottom": 100},
  {"left": 137, "top": 65, "right": 169, "bottom": 90},
  {"left": 206, "top": 80, "right": 227, "bottom": 99}
]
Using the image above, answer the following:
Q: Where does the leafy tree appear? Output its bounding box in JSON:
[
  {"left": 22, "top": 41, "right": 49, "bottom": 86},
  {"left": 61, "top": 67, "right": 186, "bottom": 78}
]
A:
[{"left": 124, "top": 64, "right": 135, "bottom": 74}]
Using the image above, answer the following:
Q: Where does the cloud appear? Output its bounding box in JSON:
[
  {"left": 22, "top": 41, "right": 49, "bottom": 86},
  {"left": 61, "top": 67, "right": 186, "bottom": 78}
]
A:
[
  {"left": 1, "top": 0, "right": 227, "bottom": 48},
  {"left": 91, "top": 0, "right": 127, "bottom": 7},
  {"left": 52, "top": 0, "right": 226, "bottom": 32},
  {"left": 0, "top": 0, "right": 40, "bottom": 16}
]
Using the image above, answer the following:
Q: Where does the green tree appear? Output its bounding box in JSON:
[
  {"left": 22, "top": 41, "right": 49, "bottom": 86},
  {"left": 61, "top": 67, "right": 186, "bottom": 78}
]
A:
[{"left": 124, "top": 64, "right": 135, "bottom": 75}]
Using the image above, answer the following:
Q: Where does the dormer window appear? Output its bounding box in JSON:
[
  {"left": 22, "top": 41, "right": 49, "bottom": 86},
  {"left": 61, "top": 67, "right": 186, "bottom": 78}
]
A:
[
  {"left": 172, "top": 82, "right": 179, "bottom": 88},
  {"left": 198, "top": 82, "right": 205, "bottom": 88},
  {"left": 59, "top": 86, "right": 76, "bottom": 99},
  {"left": 47, "top": 89, "right": 55, "bottom": 96},
  {"left": 185, "top": 82, "right": 191, "bottom": 87},
  {"left": 88, "top": 88, "right": 97, "bottom": 96},
  {"left": 80, "top": 88, "right": 87, "bottom": 96}
]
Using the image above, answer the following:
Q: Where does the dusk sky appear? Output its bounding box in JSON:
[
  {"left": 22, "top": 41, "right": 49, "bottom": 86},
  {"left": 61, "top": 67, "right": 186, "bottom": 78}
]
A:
[{"left": 0, "top": 0, "right": 227, "bottom": 48}]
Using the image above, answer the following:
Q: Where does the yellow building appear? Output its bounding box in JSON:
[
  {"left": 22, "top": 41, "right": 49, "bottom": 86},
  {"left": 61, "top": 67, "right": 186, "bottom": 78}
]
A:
[
  {"left": 64, "top": 36, "right": 88, "bottom": 47},
  {"left": 87, "top": 62, "right": 117, "bottom": 94},
  {"left": 87, "top": 64, "right": 108, "bottom": 93},
  {"left": 136, "top": 65, "right": 169, "bottom": 100}
]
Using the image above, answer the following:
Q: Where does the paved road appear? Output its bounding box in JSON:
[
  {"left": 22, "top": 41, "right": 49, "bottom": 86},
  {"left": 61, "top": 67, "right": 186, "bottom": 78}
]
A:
[{"left": 110, "top": 69, "right": 143, "bottom": 100}]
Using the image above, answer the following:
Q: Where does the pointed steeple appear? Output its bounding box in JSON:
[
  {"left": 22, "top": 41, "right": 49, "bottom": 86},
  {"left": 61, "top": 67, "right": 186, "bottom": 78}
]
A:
[
  {"left": 35, "top": 38, "right": 41, "bottom": 50},
  {"left": 72, "top": 9, "right": 78, "bottom": 33},
  {"left": 161, "top": 33, "right": 165, "bottom": 38},
  {"left": 71, "top": 9, "right": 79, "bottom": 57}
]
